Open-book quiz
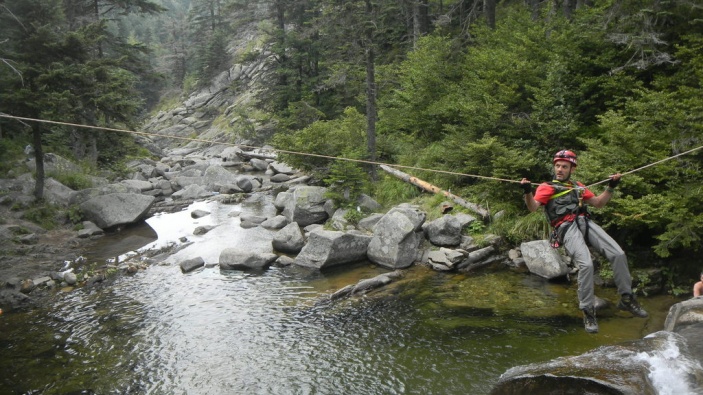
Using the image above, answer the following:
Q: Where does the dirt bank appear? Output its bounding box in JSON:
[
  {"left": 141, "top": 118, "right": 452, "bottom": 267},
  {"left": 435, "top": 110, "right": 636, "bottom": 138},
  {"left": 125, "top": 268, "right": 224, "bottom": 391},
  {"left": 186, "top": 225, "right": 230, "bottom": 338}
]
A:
[{"left": 0, "top": 204, "right": 98, "bottom": 311}]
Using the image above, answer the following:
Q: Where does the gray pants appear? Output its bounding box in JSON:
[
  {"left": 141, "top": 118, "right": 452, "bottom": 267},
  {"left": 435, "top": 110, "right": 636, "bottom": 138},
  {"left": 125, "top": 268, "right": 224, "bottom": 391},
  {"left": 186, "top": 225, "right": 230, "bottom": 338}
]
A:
[{"left": 561, "top": 217, "right": 633, "bottom": 309}]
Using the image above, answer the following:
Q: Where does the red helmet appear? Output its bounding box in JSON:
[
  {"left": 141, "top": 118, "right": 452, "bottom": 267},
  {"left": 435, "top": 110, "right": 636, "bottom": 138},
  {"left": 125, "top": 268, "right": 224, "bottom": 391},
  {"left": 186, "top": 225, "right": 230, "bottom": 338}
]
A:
[{"left": 553, "top": 150, "right": 577, "bottom": 166}]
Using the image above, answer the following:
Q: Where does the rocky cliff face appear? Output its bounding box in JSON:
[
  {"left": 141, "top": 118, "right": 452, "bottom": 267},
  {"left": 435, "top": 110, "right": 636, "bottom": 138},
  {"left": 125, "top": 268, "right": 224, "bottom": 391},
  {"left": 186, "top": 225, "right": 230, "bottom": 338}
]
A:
[{"left": 140, "top": 5, "right": 276, "bottom": 155}]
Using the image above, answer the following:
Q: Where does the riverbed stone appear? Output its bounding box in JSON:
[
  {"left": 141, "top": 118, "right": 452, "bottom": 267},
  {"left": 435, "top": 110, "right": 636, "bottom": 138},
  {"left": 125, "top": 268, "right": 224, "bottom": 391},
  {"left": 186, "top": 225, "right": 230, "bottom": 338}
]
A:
[
  {"left": 191, "top": 209, "right": 210, "bottom": 218},
  {"left": 180, "top": 257, "right": 205, "bottom": 273},
  {"left": 519, "top": 240, "right": 569, "bottom": 279},
  {"left": 294, "top": 229, "right": 372, "bottom": 270},
  {"left": 367, "top": 204, "right": 426, "bottom": 270},
  {"left": 282, "top": 186, "right": 329, "bottom": 227},
  {"left": 272, "top": 223, "right": 305, "bottom": 253},
  {"left": 219, "top": 249, "right": 278, "bottom": 271},
  {"left": 79, "top": 193, "right": 155, "bottom": 229},
  {"left": 261, "top": 215, "right": 288, "bottom": 230},
  {"left": 63, "top": 272, "right": 77, "bottom": 285},
  {"left": 193, "top": 225, "right": 216, "bottom": 235},
  {"left": 422, "top": 214, "right": 463, "bottom": 247}
]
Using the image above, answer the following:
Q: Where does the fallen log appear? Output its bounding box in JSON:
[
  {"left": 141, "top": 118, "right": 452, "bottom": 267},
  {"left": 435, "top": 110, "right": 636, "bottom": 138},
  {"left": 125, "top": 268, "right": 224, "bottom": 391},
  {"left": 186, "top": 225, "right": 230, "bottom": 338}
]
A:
[
  {"left": 237, "top": 151, "right": 277, "bottom": 161},
  {"left": 380, "top": 164, "right": 490, "bottom": 220}
]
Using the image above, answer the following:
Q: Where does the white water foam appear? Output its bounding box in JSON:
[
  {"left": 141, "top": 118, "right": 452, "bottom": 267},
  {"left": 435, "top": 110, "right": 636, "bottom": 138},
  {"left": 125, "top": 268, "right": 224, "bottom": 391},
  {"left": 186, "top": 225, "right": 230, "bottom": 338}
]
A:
[{"left": 634, "top": 332, "right": 703, "bottom": 395}]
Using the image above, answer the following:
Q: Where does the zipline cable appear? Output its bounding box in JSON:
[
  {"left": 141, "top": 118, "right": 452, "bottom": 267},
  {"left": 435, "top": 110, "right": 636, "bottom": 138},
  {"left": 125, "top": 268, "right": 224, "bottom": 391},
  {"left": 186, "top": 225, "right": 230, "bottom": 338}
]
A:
[
  {"left": 586, "top": 144, "right": 703, "bottom": 188},
  {"left": 2, "top": 113, "right": 702, "bottom": 189},
  {"left": 0, "top": 113, "right": 526, "bottom": 185}
]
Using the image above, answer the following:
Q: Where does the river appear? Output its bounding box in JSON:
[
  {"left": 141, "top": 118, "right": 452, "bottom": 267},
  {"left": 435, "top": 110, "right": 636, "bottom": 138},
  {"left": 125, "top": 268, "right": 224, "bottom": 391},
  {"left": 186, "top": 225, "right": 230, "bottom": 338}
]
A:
[{"left": 0, "top": 198, "right": 682, "bottom": 394}]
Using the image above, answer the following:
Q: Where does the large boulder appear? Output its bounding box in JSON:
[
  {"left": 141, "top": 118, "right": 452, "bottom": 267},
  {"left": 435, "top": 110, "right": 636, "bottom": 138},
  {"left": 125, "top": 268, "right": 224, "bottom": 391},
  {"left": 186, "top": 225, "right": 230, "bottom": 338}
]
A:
[
  {"left": 294, "top": 229, "right": 372, "bottom": 270},
  {"left": 520, "top": 240, "right": 570, "bottom": 279},
  {"left": 204, "top": 164, "right": 240, "bottom": 190},
  {"left": 282, "top": 186, "right": 329, "bottom": 227},
  {"left": 272, "top": 223, "right": 305, "bottom": 253},
  {"left": 69, "top": 182, "right": 142, "bottom": 205},
  {"left": 491, "top": 331, "right": 703, "bottom": 395},
  {"left": 219, "top": 249, "right": 278, "bottom": 271},
  {"left": 367, "top": 204, "right": 426, "bottom": 269},
  {"left": 79, "top": 193, "right": 155, "bottom": 229},
  {"left": 43, "top": 177, "right": 75, "bottom": 207},
  {"left": 422, "top": 214, "right": 463, "bottom": 246},
  {"left": 664, "top": 297, "right": 703, "bottom": 361}
]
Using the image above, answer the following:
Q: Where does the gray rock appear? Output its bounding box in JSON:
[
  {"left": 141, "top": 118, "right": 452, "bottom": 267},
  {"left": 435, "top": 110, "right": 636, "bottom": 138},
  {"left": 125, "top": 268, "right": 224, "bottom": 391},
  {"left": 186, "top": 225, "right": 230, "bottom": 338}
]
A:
[
  {"left": 120, "top": 179, "right": 154, "bottom": 192},
  {"left": 43, "top": 177, "right": 75, "bottom": 207},
  {"left": 520, "top": 240, "right": 569, "bottom": 279},
  {"left": 219, "top": 249, "right": 278, "bottom": 271},
  {"left": 236, "top": 177, "right": 253, "bottom": 192},
  {"left": 261, "top": 215, "right": 288, "bottom": 230},
  {"left": 273, "top": 191, "right": 291, "bottom": 210},
  {"left": 172, "top": 184, "right": 210, "bottom": 200},
  {"left": 270, "top": 173, "right": 291, "bottom": 183},
  {"left": 79, "top": 193, "right": 155, "bottom": 229},
  {"left": 270, "top": 161, "right": 295, "bottom": 175},
  {"left": 77, "top": 221, "right": 104, "bottom": 238},
  {"left": 250, "top": 158, "right": 269, "bottom": 171},
  {"left": 294, "top": 229, "right": 372, "bottom": 270},
  {"left": 193, "top": 225, "right": 216, "bottom": 235},
  {"left": 191, "top": 209, "right": 211, "bottom": 219},
  {"left": 665, "top": 297, "right": 703, "bottom": 332},
  {"left": 282, "top": 186, "right": 329, "bottom": 227},
  {"left": 492, "top": 331, "right": 702, "bottom": 395},
  {"left": 367, "top": 205, "right": 426, "bottom": 269},
  {"left": 240, "top": 214, "right": 267, "bottom": 224},
  {"left": 357, "top": 194, "right": 382, "bottom": 212},
  {"left": 272, "top": 223, "right": 305, "bottom": 254},
  {"left": 358, "top": 213, "right": 383, "bottom": 232},
  {"left": 70, "top": 182, "right": 142, "bottom": 205},
  {"left": 422, "top": 214, "right": 463, "bottom": 246},
  {"left": 63, "top": 272, "right": 77, "bottom": 285},
  {"left": 180, "top": 257, "right": 205, "bottom": 273}
]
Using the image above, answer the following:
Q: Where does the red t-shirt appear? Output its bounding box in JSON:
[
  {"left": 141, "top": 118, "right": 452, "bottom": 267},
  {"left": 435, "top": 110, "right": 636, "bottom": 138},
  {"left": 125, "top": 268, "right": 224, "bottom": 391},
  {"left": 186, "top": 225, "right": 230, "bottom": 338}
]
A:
[
  {"left": 534, "top": 181, "right": 595, "bottom": 206},
  {"left": 534, "top": 181, "right": 595, "bottom": 227}
]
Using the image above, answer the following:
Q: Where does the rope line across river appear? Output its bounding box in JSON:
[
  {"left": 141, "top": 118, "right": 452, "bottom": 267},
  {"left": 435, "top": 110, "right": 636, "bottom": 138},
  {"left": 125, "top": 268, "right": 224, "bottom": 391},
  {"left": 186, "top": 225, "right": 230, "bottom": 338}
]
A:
[{"left": 2, "top": 113, "right": 702, "bottom": 189}]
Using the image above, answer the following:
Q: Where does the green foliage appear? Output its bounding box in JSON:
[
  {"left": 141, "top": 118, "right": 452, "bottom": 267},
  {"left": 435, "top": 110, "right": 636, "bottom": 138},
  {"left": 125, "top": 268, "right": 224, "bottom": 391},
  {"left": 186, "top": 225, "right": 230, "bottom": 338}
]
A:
[
  {"left": 371, "top": 175, "right": 421, "bottom": 208},
  {"left": 272, "top": 107, "right": 367, "bottom": 173},
  {"left": 22, "top": 203, "right": 58, "bottom": 230},
  {"left": 0, "top": 139, "right": 26, "bottom": 176},
  {"left": 503, "top": 211, "right": 551, "bottom": 245},
  {"left": 324, "top": 157, "right": 369, "bottom": 208},
  {"left": 343, "top": 208, "right": 364, "bottom": 225},
  {"left": 67, "top": 206, "right": 83, "bottom": 226}
]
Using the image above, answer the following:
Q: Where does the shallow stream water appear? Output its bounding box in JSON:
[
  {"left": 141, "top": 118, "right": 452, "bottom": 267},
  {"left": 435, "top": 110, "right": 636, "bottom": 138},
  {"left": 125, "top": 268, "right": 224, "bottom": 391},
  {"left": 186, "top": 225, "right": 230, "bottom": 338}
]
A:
[{"left": 0, "top": 198, "right": 683, "bottom": 394}]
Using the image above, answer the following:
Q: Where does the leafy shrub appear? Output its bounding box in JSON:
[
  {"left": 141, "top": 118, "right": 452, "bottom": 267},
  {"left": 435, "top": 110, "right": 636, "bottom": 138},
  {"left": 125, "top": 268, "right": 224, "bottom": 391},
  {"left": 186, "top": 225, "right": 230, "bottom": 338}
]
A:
[{"left": 22, "top": 203, "right": 58, "bottom": 230}]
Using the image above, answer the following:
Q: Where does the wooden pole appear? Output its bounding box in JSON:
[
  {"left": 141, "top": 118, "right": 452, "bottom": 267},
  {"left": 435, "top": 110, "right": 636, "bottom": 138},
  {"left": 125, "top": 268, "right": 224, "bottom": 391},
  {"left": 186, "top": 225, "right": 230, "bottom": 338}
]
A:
[{"left": 380, "top": 165, "right": 490, "bottom": 220}]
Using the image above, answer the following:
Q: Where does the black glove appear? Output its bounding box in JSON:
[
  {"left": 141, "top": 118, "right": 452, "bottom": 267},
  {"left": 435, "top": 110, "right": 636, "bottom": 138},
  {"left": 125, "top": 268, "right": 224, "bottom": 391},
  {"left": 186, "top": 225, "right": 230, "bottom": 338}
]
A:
[
  {"left": 608, "top": 177, "right": 620, "bottom": 189},
  {"left": 520, "top": 182, "right": 532, "bottom": 195}
]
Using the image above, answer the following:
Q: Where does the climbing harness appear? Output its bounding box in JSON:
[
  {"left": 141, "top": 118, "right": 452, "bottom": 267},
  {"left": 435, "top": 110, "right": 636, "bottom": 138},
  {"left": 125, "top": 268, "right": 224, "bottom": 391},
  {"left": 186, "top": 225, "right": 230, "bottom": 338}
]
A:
[{"left": 546, "top": 180, "right": 591, "bottom": 248}]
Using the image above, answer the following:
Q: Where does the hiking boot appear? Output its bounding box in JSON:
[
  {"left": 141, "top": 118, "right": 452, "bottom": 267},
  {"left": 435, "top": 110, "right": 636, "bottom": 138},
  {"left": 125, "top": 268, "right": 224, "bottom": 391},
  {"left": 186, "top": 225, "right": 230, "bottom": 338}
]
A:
[
  {"left": 618, "top": 293, "right": 649, "bottom": 318},
  {"left": 582, "top": 306, "right": 599, "bottom": 333}
]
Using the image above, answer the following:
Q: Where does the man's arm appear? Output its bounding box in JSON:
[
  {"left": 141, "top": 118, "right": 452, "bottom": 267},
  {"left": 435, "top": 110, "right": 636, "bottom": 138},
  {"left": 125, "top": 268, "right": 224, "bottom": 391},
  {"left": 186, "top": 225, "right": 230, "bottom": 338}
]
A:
[
  {"left": 520, "top": 178, "right": 542, "bottom": 212},
  {"left": 584, "top": 173, "right": 621, "bottom": 209}
]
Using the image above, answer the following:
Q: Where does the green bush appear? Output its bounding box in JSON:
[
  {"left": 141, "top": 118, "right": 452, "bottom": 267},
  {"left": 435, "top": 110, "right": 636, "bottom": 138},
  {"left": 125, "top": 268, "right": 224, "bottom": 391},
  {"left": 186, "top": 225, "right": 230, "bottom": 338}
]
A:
[{"left": 22, "top": 203, "right": 59, "bottom": 230}]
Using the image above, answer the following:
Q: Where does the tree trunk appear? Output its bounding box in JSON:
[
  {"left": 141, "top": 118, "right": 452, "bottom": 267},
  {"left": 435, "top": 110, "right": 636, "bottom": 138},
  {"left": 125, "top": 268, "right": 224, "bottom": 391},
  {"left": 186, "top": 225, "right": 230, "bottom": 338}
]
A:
[
  {"left": 364, "top": 0, "right": 377, "bottom": 181},
  {"left": 484, "top": 0, "right": 496, "bottom": 29},
  {"left": 380, "top": 165, "right": 490, "bottom": 219},
  {"left": 31, "top": 123, "right": 44, "bottom": 201},
  {"left": 529, "top": 0, "right": 540, "bottom": 21}
]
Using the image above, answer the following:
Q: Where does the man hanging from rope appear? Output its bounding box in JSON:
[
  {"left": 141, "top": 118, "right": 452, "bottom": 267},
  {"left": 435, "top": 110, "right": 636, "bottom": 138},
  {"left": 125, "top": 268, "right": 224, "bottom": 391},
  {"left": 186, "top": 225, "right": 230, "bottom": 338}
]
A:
[{"left": 520, "top": 150, "right": 647, "bottom": 333}]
